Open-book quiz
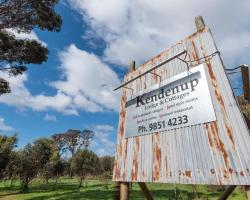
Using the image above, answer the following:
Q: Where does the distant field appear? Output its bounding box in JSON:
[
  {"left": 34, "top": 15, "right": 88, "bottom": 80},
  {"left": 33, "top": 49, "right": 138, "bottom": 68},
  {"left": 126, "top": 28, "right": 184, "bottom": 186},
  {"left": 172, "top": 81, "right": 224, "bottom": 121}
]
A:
[{"left": 0, "top": 178, "right": 247, "bottom": 200}]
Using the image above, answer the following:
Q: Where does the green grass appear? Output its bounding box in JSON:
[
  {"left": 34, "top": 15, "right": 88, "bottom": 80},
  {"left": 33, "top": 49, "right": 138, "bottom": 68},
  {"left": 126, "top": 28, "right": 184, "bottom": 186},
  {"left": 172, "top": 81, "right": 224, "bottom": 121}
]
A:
[{"left": 0, "top": 178, "right": 247, "bottom": 200}]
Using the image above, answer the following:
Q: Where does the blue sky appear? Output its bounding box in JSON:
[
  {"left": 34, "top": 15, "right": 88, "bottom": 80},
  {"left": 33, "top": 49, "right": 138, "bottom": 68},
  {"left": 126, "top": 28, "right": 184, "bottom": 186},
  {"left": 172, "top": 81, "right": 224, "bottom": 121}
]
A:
[{"left": 1, "top": 0, "right": 250, "bottom": 156}]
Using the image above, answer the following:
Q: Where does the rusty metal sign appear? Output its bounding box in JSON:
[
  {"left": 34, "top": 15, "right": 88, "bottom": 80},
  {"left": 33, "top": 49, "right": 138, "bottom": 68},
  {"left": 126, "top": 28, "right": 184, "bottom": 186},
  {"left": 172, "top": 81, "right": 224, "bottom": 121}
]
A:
[
  {"left": 125, "top": 64, "right": 216, "bottom": 138},
  {"left": 113, "top": 27, "right": 250, "bottom": 185}
]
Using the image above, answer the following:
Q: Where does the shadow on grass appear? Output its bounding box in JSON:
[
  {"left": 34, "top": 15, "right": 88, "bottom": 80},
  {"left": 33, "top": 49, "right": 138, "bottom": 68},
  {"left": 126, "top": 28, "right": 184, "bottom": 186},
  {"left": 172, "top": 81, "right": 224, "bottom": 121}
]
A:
[
  {"left": 150, "top": 189, "right": 221, "bottom": 200},
  {"left": 26, "top": 183, "right": 106, "bottom": 193},
  {"left": 0, "top": 188, "right": 220, "bottom": 200},
  {"left": 0, "top": 180, "right": 233, "bottom": 200},
  {"left": 23, "top": 189, "right": 113, "bottom": 200},
  {"left": 0, "top": 191, "right": 20, "bottom": 198}
]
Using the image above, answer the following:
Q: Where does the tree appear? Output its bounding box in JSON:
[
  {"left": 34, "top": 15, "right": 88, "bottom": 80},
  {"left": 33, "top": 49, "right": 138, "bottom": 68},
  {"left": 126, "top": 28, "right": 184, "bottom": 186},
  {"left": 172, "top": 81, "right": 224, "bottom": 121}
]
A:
[
  {"left": 40, "top": 157, "right": 65, "bottom": 186},
  {"left": 100, "top": 156, "right": 114, "bottom": 175},
  {"left": 80, "top": 129, "right": 95, "bottom": 150},
  {"left": 53, "top": 129, "right": 95, "bottom": 158},
  {"left": 18, "top": 138, "right": 56, "bottom": 192},
  {"left": 18, "top": 144, "right": 38, "bottom": 192},
  {"left": 4, "top": 151, "right": 19, "bottom": 186},
  {"left": 51, "top": 133, "right": 67, "bottom": 156},
  {"left": 99, "top": 156, "right": 114, "bottom": 189},
  {"left": 63, "top": 129, "right": 81, "bottom": 157},
  {"left": 0, "top": 0, "right": 62, "bottom": 95},
  {"left": 0, "top": 134, "right": 17, "bottom": 178},
  {"left": 71, "top": 150, "right": 100, "bottom": 187}
]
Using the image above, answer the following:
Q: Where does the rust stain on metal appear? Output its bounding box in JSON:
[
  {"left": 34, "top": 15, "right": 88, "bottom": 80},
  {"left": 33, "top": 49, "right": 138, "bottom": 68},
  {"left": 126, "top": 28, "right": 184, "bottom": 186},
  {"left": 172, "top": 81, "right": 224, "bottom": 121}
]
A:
[
  {"left": 203, "top": 53, "right": 227, "bottom": 117},
  {"left": 205, "top": 59, "right": 217, "bottom": 87},
  {"left": 210, "top": 122, "right": 230, "bottom": 169},
  {"left": 131, "top": 136, "right": 140, "bottom": 181},
  {"left": 136, "top": 70, "right": 142, "bottom": 92},
  {"left": 141, "top": 43, "right": 175, "bottom": 68},
  {"left": 186, "top": 27, "right": 209, "bottom": 40},
  {"left": 205, "top": 124, "right": 214, "bottom": 147},
  {"left": 118, "top": 91, "right": 127, "bottom": 141},
  {"left": 214, "top": 89, "right": 227, "bottom": 114},
  {"left": 122, "top": 139, "right": 128, "bottom": 180},
  {"left": 152, "top": 69, "right": 159, "bottom": 84},
  {"left": 240, "top": 171, "right": 245, "bottom": 176},
  {"left": 191, "top": 40, "right": 199, "bottom": 64},
  {"left": 153, "top": 133, "right": 161, "bottom": 181},
  {"left": 185, "top": 171, "right": 192, "bottom": 178},
  {"left": 114, "top": 145, "right": 121, "bottom": 180},
  {"left": 225, "top": 124, "right": 235, "bottom": 146},
  {"left": 204, "top": 54, "right": 236, "bottom": 147},
  {"left": 142, "top": 170, "right": 146, "bottom": 179},
  {"left": 165, "top": 155, "right": 169, "bottom": 178},
  {"left": 113, "top": 145, "right": 119, "bottom": 180},
  {"left": 115, "top": 165, "right": 120, "bottom": 180},
  {"left": 118, "top": 143, "right": 123, "bottom": 158},
  {"left": 210, "top": 169, "right": 215, "bottom": 174}
]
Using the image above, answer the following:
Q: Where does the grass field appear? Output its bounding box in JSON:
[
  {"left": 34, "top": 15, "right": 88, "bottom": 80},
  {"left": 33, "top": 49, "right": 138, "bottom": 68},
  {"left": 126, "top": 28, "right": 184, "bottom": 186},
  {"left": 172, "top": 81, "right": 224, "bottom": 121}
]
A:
[{"left": 0, "top": 178, "right": 247, "bottom": 200}]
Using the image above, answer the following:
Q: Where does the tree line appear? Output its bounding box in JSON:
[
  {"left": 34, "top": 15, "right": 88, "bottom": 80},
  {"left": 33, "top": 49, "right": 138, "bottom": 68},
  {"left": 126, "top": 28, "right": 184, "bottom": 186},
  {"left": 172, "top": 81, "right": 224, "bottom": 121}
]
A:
[{"left": 0, "top": 129, "right": 114, "bottom": 193}]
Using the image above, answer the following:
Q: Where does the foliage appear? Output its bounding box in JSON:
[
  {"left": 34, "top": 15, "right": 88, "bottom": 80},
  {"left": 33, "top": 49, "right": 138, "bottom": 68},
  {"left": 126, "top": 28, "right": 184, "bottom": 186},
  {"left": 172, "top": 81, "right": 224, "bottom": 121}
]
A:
[
  {"left": 99, "top": 156, "right": 114, "bottom": 174},
  {"left": 99, "top": 156, "right": 114, "bottom": 189},
  {"left": 4, "top": 151, "right": 19, "bottom": 183},
  {"left": 0, "top": 77, "right": 10, "bottom": 94},
  {"left": 0, "top": 134, "right": 17, "bottom": 178},
  {"left": 71, "top": 150, "right": 100, "bottom": 187},
  {"left": 39, "top": 139, "right": 66, "bottom": 184},
  {"left": 0, "top": 0, "right": 62, "bottom": 32},
  {"left": 238, "top": 96, "right": 250, "bottom": 119},
  {"left": 81, "top": 129, "right": 95, "bottom": 149},
  {"left": 40, "top": 159, "right": 65, "bottom": 184},
  {"left": 17, "top": 138, "right": 56, "bottom": 192},
  {"left": 63, "top": 129, "right": 81, "bottom": 156},
  {"left": 0, "top": 30, "right": 48, "bottom": 78},
  {"left": 0, "top": 0, "right": 62, "bottom": 95},
  {"left": 237, "top": 95, "right": 250, "bottom": 128},
  {"left": 51, "top": 133, "right": 67, "bottom": 156},
  {"left": 52, "top": 129, "right": 95, "bottom": 157}
]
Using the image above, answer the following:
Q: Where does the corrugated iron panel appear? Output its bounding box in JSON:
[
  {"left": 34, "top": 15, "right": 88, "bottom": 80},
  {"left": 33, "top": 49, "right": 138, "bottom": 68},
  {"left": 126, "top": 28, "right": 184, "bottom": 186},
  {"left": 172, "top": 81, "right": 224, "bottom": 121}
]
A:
[{"left": 113, "top": 27, "right": 250, "bottom": 185}]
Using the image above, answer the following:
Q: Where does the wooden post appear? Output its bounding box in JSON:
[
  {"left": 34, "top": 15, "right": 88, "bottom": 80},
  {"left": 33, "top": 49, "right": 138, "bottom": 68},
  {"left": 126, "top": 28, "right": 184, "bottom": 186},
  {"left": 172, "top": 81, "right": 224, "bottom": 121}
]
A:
[
  {"left": 241, "top": 65, "right": 249, "bottom": 100},
  {"left": 218, "top": 185, "right": 237, "bottom": 200},
  {"left": 129, "top": 61, "right": 136, "bottom": 73},
  {"left": 245, "top": 186, "right": 250, "bottom": 200},
  {"left": 114, "top": 182, "right": 120, "bottom": 200},
  {"left": 195, "top": 16, "right": 205, "bottom": 31},
  {"left": 120, "top": 182, "right": 129, "bottom": 200},
  {"left": 138, "top": 182, "right": 153, "bottom": 200},
  {"left": 119, "top": 60, "right": 136, "bottom": 200}
]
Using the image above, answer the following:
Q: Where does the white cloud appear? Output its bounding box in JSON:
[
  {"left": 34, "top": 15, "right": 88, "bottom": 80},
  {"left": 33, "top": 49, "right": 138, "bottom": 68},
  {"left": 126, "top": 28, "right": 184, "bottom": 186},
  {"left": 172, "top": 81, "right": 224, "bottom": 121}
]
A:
[
  {"left": 94, "top": 124, "right": 114, "bottom": 132},
  {"left": 44, "top": 114, "right": 57, "bottom": 122},
  {"left": 90, "top": 124, "right": 116, "bottom": 156},
  {"left": 0, "top": 117, "right": 14, "bottom": 132},
  {"left": 5, "top": 29, "right": 47, "bottom": 47},
  {"left": 0, "top": 72, "right": 77, "bottom": 115},
  {"left": 0, "top": 44, "right": 121, "bottom": 115},
  {"left": 95, "top": 148, "right": 107, "bottom": 156},
  {"left": 52, "top": 44, "right": 121, "bottom": 112},
  {"left": 69, "top": 0, "right": 250, "bottom": 68}
]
